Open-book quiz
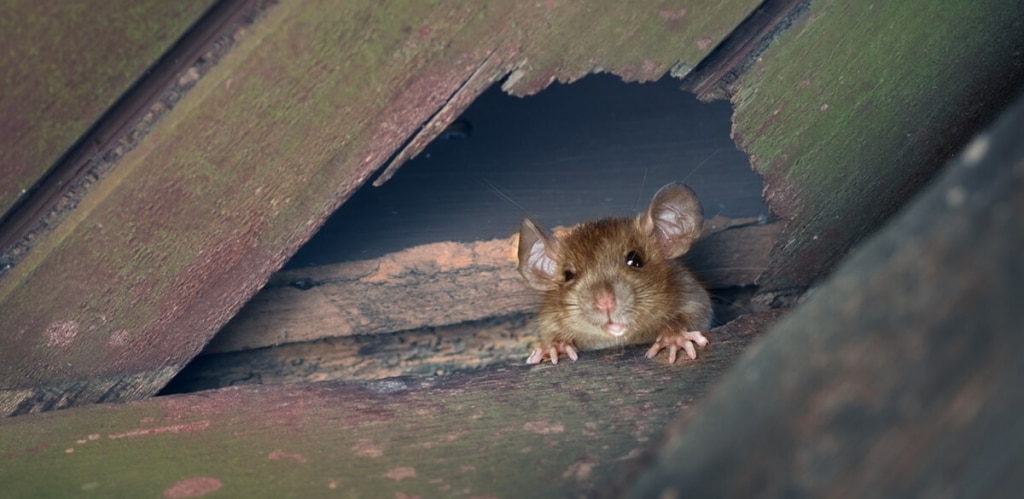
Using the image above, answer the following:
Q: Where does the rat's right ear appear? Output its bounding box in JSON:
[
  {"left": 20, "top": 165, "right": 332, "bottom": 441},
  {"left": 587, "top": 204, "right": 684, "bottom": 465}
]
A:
[
  {"left": 517, "top": 219, "right": 560, "bottom": 290},
  {"left": 641, "top": 183, "right": 704, "bottom": 259}
]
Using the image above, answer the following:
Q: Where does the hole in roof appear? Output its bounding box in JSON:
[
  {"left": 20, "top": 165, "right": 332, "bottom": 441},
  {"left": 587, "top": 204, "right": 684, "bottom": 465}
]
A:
[
  {"left": 162, "top": 73, "right": 770, "bottom": 395},
  {"left": 285, "top": 73, "right": 766, "bottom": 268}
]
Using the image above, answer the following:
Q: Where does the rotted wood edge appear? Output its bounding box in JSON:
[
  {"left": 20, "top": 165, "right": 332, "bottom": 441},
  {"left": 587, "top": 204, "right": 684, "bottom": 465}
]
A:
[
  {"left": 624, "top": 88, "right": 1024, "bottom": 499},
  {"left": 204, "top": 216, "right": 781, "bottom": 355}
]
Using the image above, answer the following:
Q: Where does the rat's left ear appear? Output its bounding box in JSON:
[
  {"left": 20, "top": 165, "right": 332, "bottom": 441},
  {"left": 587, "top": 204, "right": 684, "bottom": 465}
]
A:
[{"left": 641, "top": 183, "right": 703, "bottom": 259}]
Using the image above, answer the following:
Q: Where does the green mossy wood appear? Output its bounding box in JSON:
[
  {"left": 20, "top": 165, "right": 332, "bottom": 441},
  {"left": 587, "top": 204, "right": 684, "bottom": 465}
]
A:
[
  {"left": 0, "top": 0, "right": 760, "bottom": 416},
  {"left": 0, "top": 0, "right": 217, "bottom": 217},
  {"left": 729, "top": 0, "right": 1024, "bottom": 292}
]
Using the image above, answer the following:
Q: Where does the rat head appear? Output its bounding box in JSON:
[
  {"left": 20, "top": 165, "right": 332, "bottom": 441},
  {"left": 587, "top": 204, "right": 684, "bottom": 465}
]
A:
[{"left": 517, "top": 183, "right": 704, "bottom": 342}]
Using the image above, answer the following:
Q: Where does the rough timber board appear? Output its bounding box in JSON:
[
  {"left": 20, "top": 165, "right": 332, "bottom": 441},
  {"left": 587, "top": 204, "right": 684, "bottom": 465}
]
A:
[
  {"left": 0, "top": 0, "right": 760, "bottom": 416},
  {"left": 627, "top": 89, "right": 1024, "bottom": 498},
  {"left": 729, "top": 0, "right": 1024, "bottom": 292},
  {"left": 165, "top": 286, "right": 758, "bottom": 394},
  {"left": 0, "top": 0, "right": 217, "bottom": 218},
  {"left": 0, "top": 312, "right": 778, "bottom": 497}
]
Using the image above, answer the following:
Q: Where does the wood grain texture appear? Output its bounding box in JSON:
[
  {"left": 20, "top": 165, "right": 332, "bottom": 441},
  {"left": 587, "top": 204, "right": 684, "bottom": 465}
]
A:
[
  {"left": 0, "top": 0, "right": 761, "bottom": 416},
  {"left": 0, "top": 0, "right": 216, "bottom": 218},
  {"left": 164, "top": 314, "right": 535, "bottom": 393},
  {"left": 164, "top": 285, "right": 760, "bottom": 393},
  {"left": 205, "top": 218, "right": 780, "bottom": 355},
  {"left": 0, "top": 312, "right": 781, "bottom": 497},
  {"left": 729, "top": 0, "right": 1024, "bottom": 293},
  {"left": 626, "top": 88, "right": 1024, "bottom": 499}
]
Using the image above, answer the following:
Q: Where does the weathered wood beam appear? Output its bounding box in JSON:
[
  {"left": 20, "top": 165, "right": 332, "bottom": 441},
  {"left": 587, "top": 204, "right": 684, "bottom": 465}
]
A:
[
  {"left": 0, "top": 0, "right": 761, "bottom": 416},
  {"left": 0, "top": 0, "right": 217, "bottom": 222},
  {"left": 0, "top": 312, "right": 781, "bottom": 497},
  {"left": 625, "top": 88, "right": 1024, "bottom": 498},
  {"left": 204, "top": 217, "right": 780, "bottom": 355}
]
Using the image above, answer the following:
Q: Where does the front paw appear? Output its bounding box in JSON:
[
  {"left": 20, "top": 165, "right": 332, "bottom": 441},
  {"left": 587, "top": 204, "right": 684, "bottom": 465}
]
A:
[
  {"left": 645, "top": 330, "right": 709, "bottom": 364},
  {"left": 526, "top": 341, "right": 579, "bottom": 365}
]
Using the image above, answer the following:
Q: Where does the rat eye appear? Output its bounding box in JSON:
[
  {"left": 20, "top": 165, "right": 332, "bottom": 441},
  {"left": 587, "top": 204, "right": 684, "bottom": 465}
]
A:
[
  {"left": 625, "top": 251, "right": 644, "bottom": 269},
  {"left": 563, "top": 270, "right": 576, "bottom": 282}
]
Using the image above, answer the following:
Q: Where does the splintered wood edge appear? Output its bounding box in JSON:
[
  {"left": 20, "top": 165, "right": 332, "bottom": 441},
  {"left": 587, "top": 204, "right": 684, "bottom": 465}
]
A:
[{"left": 204, "top": 217, "right": 782, "bottom": 354}]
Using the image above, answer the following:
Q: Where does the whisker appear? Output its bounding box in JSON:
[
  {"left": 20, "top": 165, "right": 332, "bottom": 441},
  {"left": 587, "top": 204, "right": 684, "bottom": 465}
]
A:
[
  {"left": 480, "top": 177, "right": 529, "bottom": 216},
  {"left": 633, "top": 167, "right": 649, "bottom": 212},
  {"left": 680, "top": 149, "right": 720, "bottom": 185}
]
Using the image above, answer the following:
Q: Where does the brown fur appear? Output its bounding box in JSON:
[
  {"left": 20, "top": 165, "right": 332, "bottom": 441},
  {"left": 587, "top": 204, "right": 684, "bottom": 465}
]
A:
[{"left": 518, "top": 183, "right": 712, "bottom": 357}]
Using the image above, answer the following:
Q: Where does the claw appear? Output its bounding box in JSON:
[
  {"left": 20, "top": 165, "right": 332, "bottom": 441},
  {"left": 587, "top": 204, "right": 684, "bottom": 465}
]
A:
[
  {"left": 526, "top": 341, "right": 578, "bottom": 365},
  {"left": 646, "top": 330, "right": 709, "bottom": 364}
]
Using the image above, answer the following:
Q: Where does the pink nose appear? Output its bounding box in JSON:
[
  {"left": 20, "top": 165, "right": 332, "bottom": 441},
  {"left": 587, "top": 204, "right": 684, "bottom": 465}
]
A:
[{"left": 594, "top": 288, "right": 617, "bottom": 313}]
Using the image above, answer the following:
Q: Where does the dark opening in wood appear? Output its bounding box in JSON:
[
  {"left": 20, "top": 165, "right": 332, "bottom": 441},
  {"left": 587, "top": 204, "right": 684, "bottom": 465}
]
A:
[{"left": 161, "top": 74, "right": 778, "bottom": 395}]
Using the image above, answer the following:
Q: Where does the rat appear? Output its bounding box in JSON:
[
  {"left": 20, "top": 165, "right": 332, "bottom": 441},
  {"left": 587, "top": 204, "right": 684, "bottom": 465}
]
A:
[{"left": 517, "top": 183, "right": 712, "bottom": 365}]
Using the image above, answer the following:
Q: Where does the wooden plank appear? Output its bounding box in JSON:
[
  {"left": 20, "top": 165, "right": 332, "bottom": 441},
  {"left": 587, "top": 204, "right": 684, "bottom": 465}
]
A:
[
  {"left": 625, "top": 90, "right": 1024, "bottom": 498},
  {"left": 0, "top": 311, "right": 781, "bottom": 497},
  {"left": 0, "top": 0, "right": 217, "bottom": 219},
  {"left": 0, "top": 0, "right": 763, "bottom": 416},
  {"left": 727, "top": 0, "right": 1024, "bottom": 294},
  {"left": 163, "top": 286, "right": 758, "bottom": 393},
  {"left": 205, "top": 217, "right": 779, "bottom": 355}
]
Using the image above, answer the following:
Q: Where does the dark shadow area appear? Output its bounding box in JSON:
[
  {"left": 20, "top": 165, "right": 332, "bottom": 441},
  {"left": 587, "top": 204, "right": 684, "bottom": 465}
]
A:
[{"left": 286, "top": 73, "right": 766, "bottom": 268}]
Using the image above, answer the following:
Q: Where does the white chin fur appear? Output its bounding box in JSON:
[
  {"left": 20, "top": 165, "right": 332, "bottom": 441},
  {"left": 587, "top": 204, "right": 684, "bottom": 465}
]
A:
[{"left": 605, "top": 323, "right": 627, "bottom": 336}]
